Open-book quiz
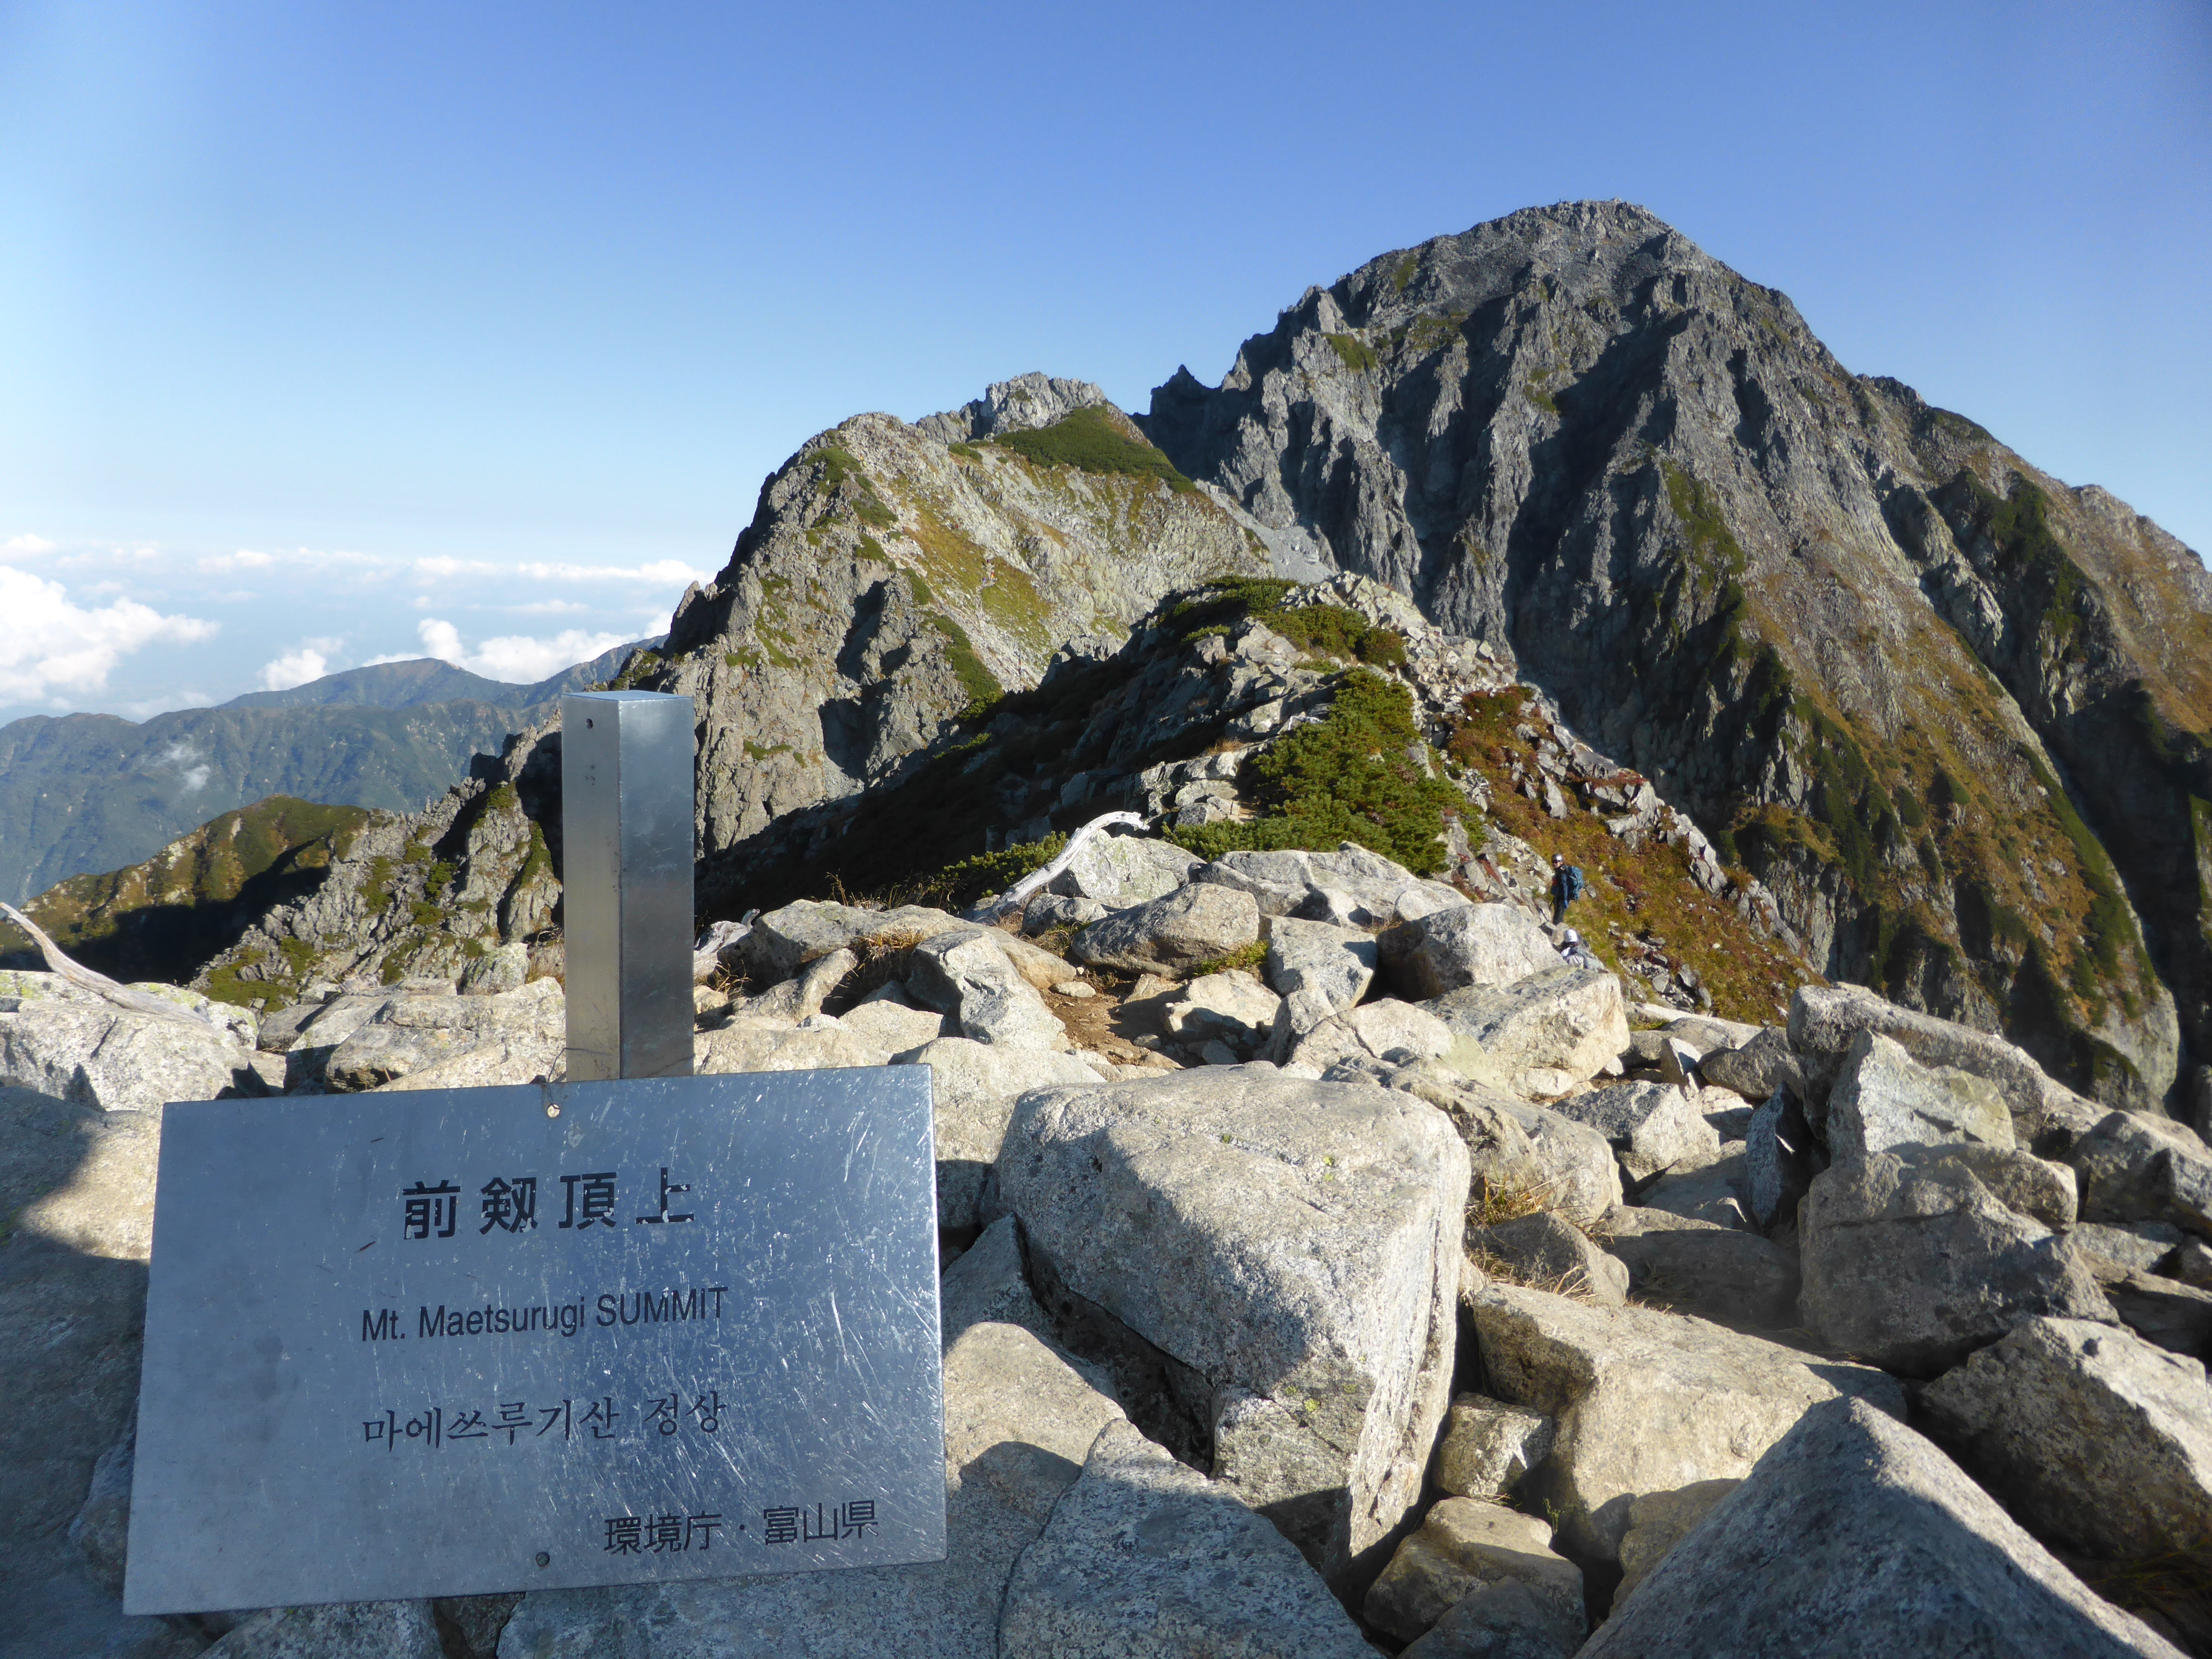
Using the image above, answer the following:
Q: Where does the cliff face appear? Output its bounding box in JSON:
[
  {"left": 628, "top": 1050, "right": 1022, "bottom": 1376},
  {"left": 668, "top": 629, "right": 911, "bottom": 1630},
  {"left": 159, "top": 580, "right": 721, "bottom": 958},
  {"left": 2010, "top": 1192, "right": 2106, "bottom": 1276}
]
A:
[
  {"left": 1140, "top": 200, "right": 2204, "bottom": 1110},
  {"left": 632, "top": 376, "right": 1275, "bottom": 903}
]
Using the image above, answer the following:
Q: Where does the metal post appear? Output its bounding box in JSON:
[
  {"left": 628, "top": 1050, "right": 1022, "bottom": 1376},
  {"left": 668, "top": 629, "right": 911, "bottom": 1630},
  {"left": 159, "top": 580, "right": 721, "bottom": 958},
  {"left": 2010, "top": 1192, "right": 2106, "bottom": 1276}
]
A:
[{"left": 562, "top": 691, "right": 696, "bottom": 1080}]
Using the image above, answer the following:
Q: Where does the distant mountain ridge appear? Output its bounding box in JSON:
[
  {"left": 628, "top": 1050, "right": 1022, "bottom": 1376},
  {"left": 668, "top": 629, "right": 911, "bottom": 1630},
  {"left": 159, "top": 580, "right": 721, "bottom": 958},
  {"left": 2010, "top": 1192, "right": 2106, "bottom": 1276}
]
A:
[
  {"left": 0, "top": 637, "right": 659, "bottom": 903},
  {"left": 217, "top": 638, "right": 658, "bottom": 712}
]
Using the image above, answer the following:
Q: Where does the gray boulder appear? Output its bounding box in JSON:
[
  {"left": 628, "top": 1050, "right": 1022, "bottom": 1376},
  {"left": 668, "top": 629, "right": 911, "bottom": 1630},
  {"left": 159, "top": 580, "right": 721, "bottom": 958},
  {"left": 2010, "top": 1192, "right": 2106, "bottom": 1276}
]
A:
[
  {"left": 324, "top": 979, "right": 564, "bottom": 1092},
  {"left": 2068, "top": 1110, "right": 2212, "bottom": 1235},
  {"left": 1467, "top": 1282, "right": 1904, "bottom": 1563},
  {"left": 1921, "top": 1317, "right": 2212, "bottom": 1559},
  {"left": 1429, "top": 967, "right": 1629, "bottom": 1094},
  {"left": 1433, "top": 1393, "right": 1557, "bottom": 1500},
  {"left": 2101, "top": 1269, "right": 2212, "bottom": 1357},
  {"left": 1196, "top": 844, "right": 1462, "bottom": 928},
  {"left": 1362, "top": 1498, "right": 1584, "bottom": 1645},
  {"left": 1470, "top": 1211, "right": 1630, "bottom": 1305},
  {"left": 1047, "top": 834, "right": 1200, "bottom": 904},
  {"left": 1581, "top": 1398, "right": 2185, "bottom": 1658},
  {"left": 2070, "top": 1221, "right": 2186, "bottom": 1275},
  {"left": 0, "top": 1085, "right": 160, "bottom": 1262},
  {"left": 1613, "top": 1479, "right": 1739, "bottom": 1602},
  {"left": 1697, "top": 1026, "right": 1805, "bottom": 1104},
  {"left": 731, "top": 900, "right": 958, "bottom": 984},
  {"left": 0, "top": 995, "right": 262, "bottom": 1113},
  {"left": 1399, "top": 1578, "right": 1582, "bottom": 1659},
  {"left": 67, "top": 1425, "right": 133, "bottom": 1591},
  {"left": 1799, "top": 1147, "right": 2115, "bottom": 1376},
  {"left": 208, "top": 1602, "right": 442, "bottom": 1657},
  {"left": 694, "top": 1019, "right": 891, "bottom": 1074},
  {"left": 1262, "top": 916, "right": 1377, "bottom": 1033},
  {"left": 1743, "top": 1088, "right": 1812, "bottom": 1228},
  {"left": 1598, "top": 1207, "right": 1800, "bottom": 1327},
  {"left": 1788, "top": 982, "right": 2100, "bottom": 1143},
  {"left": 737, "top": 947, "right": 856, "bottom": 1023},
  {"left": 1383, "top": 1064, "right": 1619, "bottom": 1228},
  {"left": 1386, "top": 903, "right": 1559, "bottom": 1001},
  {"left": 496, "top": 1320, "right": 1125, "bottom": 1659},
  {"left": 1069, "top": 883, "right": 1260, "bottom": 976},
  {"left": 996, "top": 1420, "right": 1373, "bottom": 1659},
  {"left": 1292, "top": 999, "right": 1455, "bottom": 1075},
  {"left": 837, "top": 990, "right": 947, "bottom": 1053},
  {"left": 1163, "top": 970, "right": 1281, "bottom": 1057},
  {"left": 940, "top": 1215, "right": 1057, "bottom": 1351},
  {"left": 908, "top": 930, "right": 1070, "bottom": 1050},
  {"left": 998, "top": 1069, "right": 1470, "bottom": 1593},
  {"left": 1550, "top": 1080, "right": 1721, "bottom": 1180},
  {"left": 896, "top": 1037, "right": 1102, "bottom": 1233},
  {"left": 1024, "top": 891, "right": 1108, "bottom": 933},
  {"left": 1827, "top": 1030, "right": 2013, "bottom": 1162}
]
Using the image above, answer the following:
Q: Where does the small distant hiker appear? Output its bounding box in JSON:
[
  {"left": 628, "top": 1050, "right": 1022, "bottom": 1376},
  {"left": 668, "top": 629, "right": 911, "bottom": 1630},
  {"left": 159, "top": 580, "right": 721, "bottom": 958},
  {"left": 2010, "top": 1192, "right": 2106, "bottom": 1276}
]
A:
[
  {"left": 1550, "top": 852, "right": 1586, "bottom": 924},
  {"left": 1559, "top": 928, "right": 1601, "bottom": 971}
]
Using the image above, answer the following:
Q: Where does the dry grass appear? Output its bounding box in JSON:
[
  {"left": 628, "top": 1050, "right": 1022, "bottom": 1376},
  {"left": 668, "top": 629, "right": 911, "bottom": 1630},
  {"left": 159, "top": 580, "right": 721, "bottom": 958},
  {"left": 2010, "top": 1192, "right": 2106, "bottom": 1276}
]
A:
[{"left": 1463, "top": 1175, "right": 1615, "bottom": 1302}]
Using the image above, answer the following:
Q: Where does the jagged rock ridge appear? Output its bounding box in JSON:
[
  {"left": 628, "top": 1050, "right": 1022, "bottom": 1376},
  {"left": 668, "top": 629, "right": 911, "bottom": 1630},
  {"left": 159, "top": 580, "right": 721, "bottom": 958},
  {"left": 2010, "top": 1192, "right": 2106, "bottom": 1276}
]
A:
[{"left": 1139, "top": 199, "right": 2209, "bottom": 1112}]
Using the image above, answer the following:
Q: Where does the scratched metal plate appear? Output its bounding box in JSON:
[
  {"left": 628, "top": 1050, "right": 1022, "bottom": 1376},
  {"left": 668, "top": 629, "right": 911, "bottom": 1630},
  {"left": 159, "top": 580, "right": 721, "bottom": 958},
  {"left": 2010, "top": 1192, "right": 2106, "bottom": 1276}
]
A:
[{"left": 123, "top": 1069, "right": 944, "bottom": 1614}]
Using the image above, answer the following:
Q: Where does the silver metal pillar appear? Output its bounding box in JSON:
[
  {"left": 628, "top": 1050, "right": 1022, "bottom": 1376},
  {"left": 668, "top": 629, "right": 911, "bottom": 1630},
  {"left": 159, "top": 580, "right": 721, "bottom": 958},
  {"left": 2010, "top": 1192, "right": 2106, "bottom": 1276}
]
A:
[{"left": 562, "top": 690, "right": 696, "bottom": 1080}]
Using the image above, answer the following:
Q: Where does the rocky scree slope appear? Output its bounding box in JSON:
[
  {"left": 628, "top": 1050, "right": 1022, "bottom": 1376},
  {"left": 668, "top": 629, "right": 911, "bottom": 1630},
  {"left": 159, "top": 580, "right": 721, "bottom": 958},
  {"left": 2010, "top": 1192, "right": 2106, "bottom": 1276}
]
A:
[{"left": 1141, "top": 198, "right": 2209, "bottom": 1113}]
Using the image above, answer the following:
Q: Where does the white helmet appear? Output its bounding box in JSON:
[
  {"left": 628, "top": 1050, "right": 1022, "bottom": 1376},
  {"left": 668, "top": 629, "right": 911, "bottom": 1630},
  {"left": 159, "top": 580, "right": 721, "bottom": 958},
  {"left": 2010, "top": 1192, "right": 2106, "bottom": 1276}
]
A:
[{"left": 1563, "top": 929, "right": 1580, "bottom": 946}]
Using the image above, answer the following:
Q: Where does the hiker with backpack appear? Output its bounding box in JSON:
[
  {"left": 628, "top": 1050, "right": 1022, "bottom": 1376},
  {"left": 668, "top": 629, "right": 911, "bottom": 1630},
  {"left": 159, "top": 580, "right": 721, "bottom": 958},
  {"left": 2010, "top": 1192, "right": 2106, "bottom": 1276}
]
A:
[{"left": 1551, "top": 852, "right": 1587, "bottom": 924}]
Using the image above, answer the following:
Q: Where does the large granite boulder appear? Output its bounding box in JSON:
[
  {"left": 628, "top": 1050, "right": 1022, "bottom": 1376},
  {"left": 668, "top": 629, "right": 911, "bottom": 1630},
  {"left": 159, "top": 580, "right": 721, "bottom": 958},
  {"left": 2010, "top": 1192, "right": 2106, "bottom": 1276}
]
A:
[
  {"left": 998, "top": 1068, "right": 1470, "bottom": 1593},
  {"left": 1432, "top": 1392, "right": 1557, "bottom": 1500},
  {"left": 1597, "top": 1207, "right": 1800, "bottom": 1328},
  {"left": 908, "top": 930, "right": 1070, "bottom": 1051},
  {"left": 1047, "top": 834, "right": 1200, "bottom": 904},
  {"left": 1826, "top": 1031, "right": 2014, "bottom": 1163},
  {"left": 1466, "top": 1282, "right": 1903, "bottom": 1564},
  {"left": 1262, "top": 917, "right": 1378, "bottom": 1051},
  {"left": 1195, "top": 845, "right": 1463, "bottom": 928},
  {"left": 1549, "top": 1080, "right": 1721, "bottom": 1180},
  {"left": 496, "top": 1321, "right": 1125, "bottom": 1659},
  {"left": 1069, "top": 884, "right": 1261, "bottom": 976},
  {"left": 1362, "top": 1497, "right": 1584, "bottom": 1645},
  {"left": 1920, "top": 1317, "right": 2212, "bottom": 1559},
  {"left": 895, "top": 1038, "right": 1102, "bottom": 1233},
  {"left": 1384, "top": 1064, "right": 1622, "bottom": 1228},
  {"left": 996, "top": 1420, "right": 1373, "bottom": 1658},
  {"left": 694, "top": 1019, "right": 892, "bottom": 1074},
  {"left": 324, "top": 979, "right": 564, "bottom": 1092},
  {"left": 0, "top": 993, "right": 262, "bottom": 1114},
  {"left": 1580, "top": 1398, "right": 2185, "bottom": 1658},
  {"left": 1385, "top": 903, "right": 1559, "bottom": 1001},
  {"left": 1428, "top": 967, "right": 1629, "bottom": 1095},
  {"left": 2067, "top": 1110, "right": 2212, "bottom": 1236},
  {"left": 1799, "top": 1146, "right": 2114, "bottom": 1376}
]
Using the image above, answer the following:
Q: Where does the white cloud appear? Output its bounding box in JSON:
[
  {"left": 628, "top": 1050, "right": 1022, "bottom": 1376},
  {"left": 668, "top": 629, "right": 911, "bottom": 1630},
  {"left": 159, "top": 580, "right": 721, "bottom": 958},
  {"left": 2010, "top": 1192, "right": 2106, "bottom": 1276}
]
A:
[
  {"left": 413, "top": 556, "right": 464, "bottom": 580},
  {"left": 408, "top": 555, "right": 711, "bottom": 586},
  {"left": 198, "top": 549, "right": 276, "bottom": 573},
  {"left": 4, "top": 534, "right": 56, "bottom": 559},
  {"left": 259, "top": 646, "right": 330, "bottom": 690},
  {"left": 0, "top": 567, "right": 219, "bottom": 701},
  {"left": 179, "top": 764, "right": 211, "bottom": 792},
  {"left": 412, "top": 618, "right": 637, "bottom": 684}
]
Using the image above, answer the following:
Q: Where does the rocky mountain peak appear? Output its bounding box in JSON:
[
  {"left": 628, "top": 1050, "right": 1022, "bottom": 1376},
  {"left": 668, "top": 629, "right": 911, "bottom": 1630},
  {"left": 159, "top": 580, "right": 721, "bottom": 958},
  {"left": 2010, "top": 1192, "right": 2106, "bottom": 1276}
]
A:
[{"left": 915, "top": 371, "right": 1116, "bottom": 444}]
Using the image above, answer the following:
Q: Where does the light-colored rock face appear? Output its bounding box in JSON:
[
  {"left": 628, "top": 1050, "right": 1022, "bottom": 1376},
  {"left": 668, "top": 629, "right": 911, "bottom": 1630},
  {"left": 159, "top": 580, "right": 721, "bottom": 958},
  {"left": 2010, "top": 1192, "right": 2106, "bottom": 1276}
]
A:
[
  {"left": 1388, "top": 903, "right": 1558, "bottom": 1001},
  {"left": 0, "top": 1086, "right": 160, "bottom": 1263},
  {"left": 907, "top": 930, "right": 1069, "bottom": 1051},
  {"left": 1362, "top": 1496, "right": 1584, "bottom": 1644},
  {"left": 1920, "top": 1317, "right": 2212, "bottom": 1559},
  {"left": 1164, "top": 970, "right": 1281, "bottom": 1058},
  {"left": 1263, "top": 917, "right": 1378, "bottom": 1024},
  {"left": 1466, "top": 1282, "right": 1905, "bottom": 1563},
  {"left": 1047, "top": 834, "right": 1199, "bottom": 904},
  {"left": 1635, "top": 1155, "right": 1752, "bottom": 1231},
  {"left": 323, "top": 978, "right": 565, "bottom": 1092},
  {"left": 1800, "top": 1147, "right": 2115, "bottom": 1376},
  {"left": 1582, "top": 1398, "right": 2187, "bottom": 1658},
  {"left": 896, "top": 1037, "right": 1103, "bottom": 1233},
  {"left": 1549, "top": 1080, "right": 1721, "bottom": 1180},
  {"left": 0, "top": 996, "right": 260, "bottom": 1115},
  {"left": 996, "top": 1420, "right": 1375, "bottom": 1659},
  {"left": 1068, "top": 883, "right": 1260, "bottom": 976},
  {"left": 694, "top": 1020, "right": 892, "bottom": 1075},
  {"left": 1385, "top": 1065, "right": 1624, "bottom": 1228},
  {"left": 1429, "top": 967, "right": 1629, "bottom": 1093},
  {"left": 495, "top": 1320, "right": 1126, "bottom": 1659},
  {"left": 736, "top": 947, "right": 855, "bottom": 1023},
  {"left": 1789, "top": 982, "right": 2093, "bottom": 1128},
  {"left": 1292, "top": 999, "right": 1455, "bottom": 1077},
  {"left": 1613, "top": 1479, "right": 1739, "bottom": 1602},
  {"left": 939, "top": 1215, "right": 1055, "bottom": 1352},
  {"left": 1827, "top": 1030, "right": 2013, "bottom": 1163},
  {"left": 837, "top": 994, "right": 947, "bottom": 1054},
  {"left": 1434, "top": 1393, "right": 1558, "bottom": 1500},
  {"left": 2069, "top": 1110, "right": 2212, "bottom": 1235},
  {"left": 998, "top": 1069, "right": 1470, "bottom": 1591},
  {"left": 1197, "top": 845, "right": 1462, "bottom": 929}
]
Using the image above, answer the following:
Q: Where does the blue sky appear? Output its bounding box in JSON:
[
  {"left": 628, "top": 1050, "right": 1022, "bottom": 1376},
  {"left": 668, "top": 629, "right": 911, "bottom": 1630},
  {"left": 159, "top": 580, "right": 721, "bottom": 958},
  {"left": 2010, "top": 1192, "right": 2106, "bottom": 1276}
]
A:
[{"left": 2, "top": 0, "right": 2207, "bottom": 723}]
